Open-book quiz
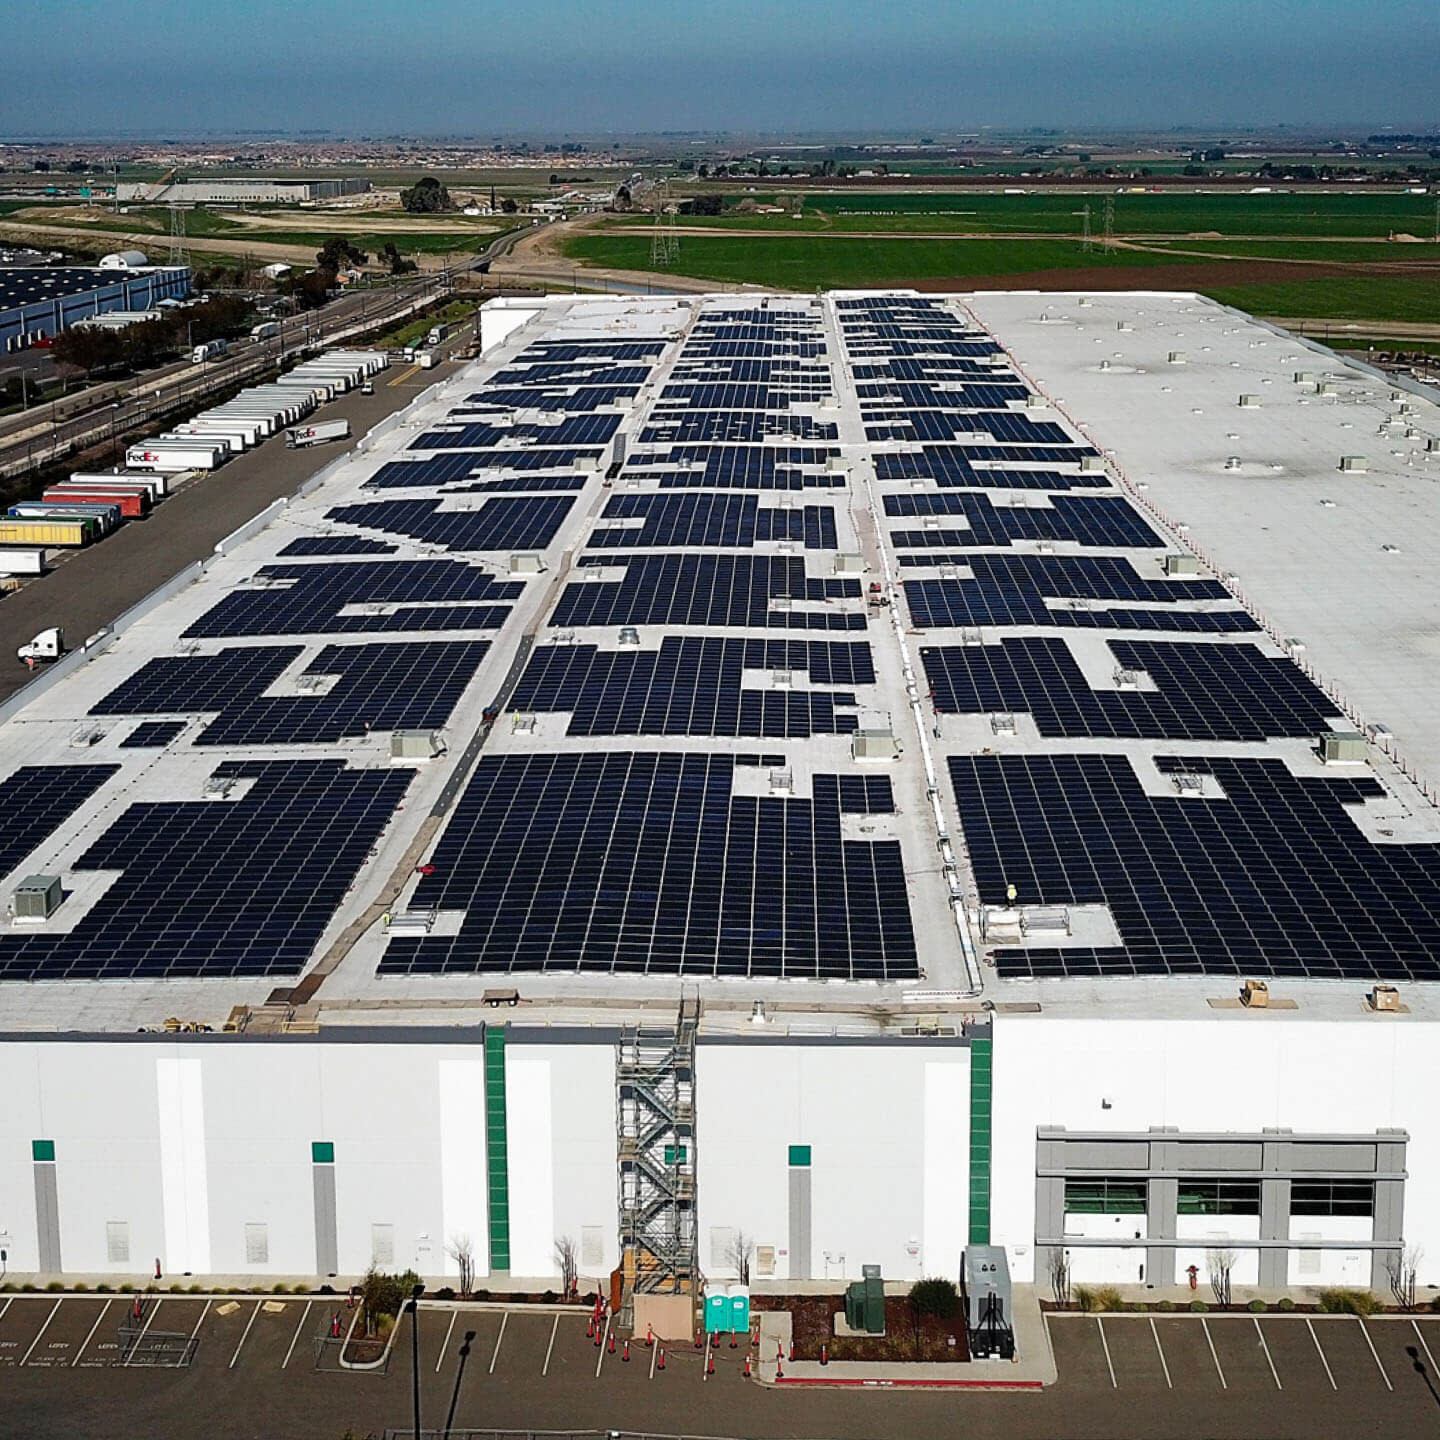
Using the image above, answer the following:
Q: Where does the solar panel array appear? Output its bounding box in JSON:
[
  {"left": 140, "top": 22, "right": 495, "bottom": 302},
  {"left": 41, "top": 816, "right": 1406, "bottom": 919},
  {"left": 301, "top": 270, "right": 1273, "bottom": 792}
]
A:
[
  {"left": 378, "top": 754, "right": 915, "bottom": 979},
  {"left": 834, "top": 294, "right": 1440, "bottom": 985}
]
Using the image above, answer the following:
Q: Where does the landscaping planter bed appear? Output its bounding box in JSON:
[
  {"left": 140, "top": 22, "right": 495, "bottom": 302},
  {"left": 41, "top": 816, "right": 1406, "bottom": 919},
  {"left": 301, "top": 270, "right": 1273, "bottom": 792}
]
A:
[{"left": 753, "top": 1294, "right": 970, "bottom": 1363}]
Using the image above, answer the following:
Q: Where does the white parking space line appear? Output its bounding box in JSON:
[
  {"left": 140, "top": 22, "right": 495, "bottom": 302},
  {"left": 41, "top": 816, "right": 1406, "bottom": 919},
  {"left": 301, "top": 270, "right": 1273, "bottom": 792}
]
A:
[
  {"left": 1254, "top": 1316, "right": 1282, "bottom": 1389},
  {"left": 188, "top": 1299, "right": 211, "bottom": 1344},
  {"left": 1358, "top": 1319, "right": 1392, "bottom": 1391},
  {"left": 124, "top": 1297, "right": 162, "bottom": 1366},
  {"left": 229, "top": 1300, "right": 261, "bottom": 1369},
  {"left": 282, "top": 1301, "right": 311, "bottom": 1370},
  {"left": 21, "top": 1299, "right": 62, "bottom": 1366},
  {"left": 74, "top": 1299, "right": 111, "bottom": 1368},
  {"left": 1412, "top": 1318, "right": 1439, "bottom": 1376},
  {"left": 594, "top": 1316, "right": 610, "bottom": 1378},
  {"left": 0, "top": 1298, "right": 12, "bottom": 1325},
  {"left": 488, "top": 1311, "right": 507, "bottom": 1375},
  {"left": 542, "top": 1314, "right": 559, "bottom": 1376},
  {"left": 436, "top": 1310, "right": 457, "bottom": 1373},
  {"left": 1307, "top": 1318, "right": 1337, "bottom": 1390},
  {"left": 1095, "top": 1316, "right": 1116, "bottom": 1389},
  {"left": 1202, "top": 1318, "right": 1227, "bottom": 1390},
  {"left": 1149, "top": 1317, "right": 1172, "bottom": 1389}
]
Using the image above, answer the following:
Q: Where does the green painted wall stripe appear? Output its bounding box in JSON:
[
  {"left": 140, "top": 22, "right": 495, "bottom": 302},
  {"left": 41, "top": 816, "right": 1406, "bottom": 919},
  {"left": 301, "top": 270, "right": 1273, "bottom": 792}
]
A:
[
  {"left": 311, "top": 1141, "right": 334, "bottom": 1165},
  {"left": 32, "top": 1139, "right": 55, "bottom": 1163},
  {"left": 968, "top": 1038, "right": 992, "bottom": 1245},
  {"left": 485, "top": 1025, "right": 510, "bottom": 1273},
  {"left": 787, "top": 1144, "right": 811, "bottom": 1167}
]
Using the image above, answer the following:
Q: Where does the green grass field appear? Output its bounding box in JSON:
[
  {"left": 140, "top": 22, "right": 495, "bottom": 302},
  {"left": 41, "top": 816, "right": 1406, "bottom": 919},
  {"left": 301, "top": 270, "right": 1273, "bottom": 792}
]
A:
[
  {"left": 232, "top": 229, "right": 496, "bottom": 256},
  {"left": 564, "top": 234, "right": 1190, "bottom": 288},
  {"left": 651, "top": 190, "right": 1440, "bottom": 237},
  {"left": 1203, "top": 276, "right": 1440, "bottom": 323}
]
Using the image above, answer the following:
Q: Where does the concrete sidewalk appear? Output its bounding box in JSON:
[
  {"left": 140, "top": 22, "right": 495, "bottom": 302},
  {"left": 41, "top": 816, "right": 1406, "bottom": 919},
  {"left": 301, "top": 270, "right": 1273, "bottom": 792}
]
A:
[{"left": 752, "top": 1283, "right": 1057, "bottom": 1389}]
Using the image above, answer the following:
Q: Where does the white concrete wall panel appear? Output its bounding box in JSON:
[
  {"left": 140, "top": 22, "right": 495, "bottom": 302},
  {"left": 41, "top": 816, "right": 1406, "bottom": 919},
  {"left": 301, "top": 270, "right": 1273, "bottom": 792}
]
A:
[
  {"left": 505, "top": 1052, "right": 555, "bottom": 1278},
  {"left": 543, "top": 1044, "right": 618, "bottom": 1282},
  {"left": 439, "top": 1058, "right": 489, "bottom": 1280},
  {"left": 698, "top": 1043, "right": 970, "bottom": 1283},
  {"left": 156, "top": 1056, "right": 211, "bottom": 1275}
]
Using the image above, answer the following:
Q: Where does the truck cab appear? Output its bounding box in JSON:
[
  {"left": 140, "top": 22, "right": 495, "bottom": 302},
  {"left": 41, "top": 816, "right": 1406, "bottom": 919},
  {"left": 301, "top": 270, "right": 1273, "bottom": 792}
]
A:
[{"left": 18, "top": 628, "right": 64, "bottom": 668}]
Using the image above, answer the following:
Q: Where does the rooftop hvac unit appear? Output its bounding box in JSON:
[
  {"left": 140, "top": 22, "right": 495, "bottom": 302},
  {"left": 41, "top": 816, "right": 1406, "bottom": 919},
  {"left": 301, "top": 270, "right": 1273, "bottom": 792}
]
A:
[
  {"left": 508, "top": 552, "right": 546, "bottom": 574},
  {"left": 610, "top": 433, "right": 627, "bottom": 467},
  {"left": 1339, "top": 455, "right": 1368, "bottom": 473},
  {"left": 391, "top": 731, "right": 444, "bottom": 760},
  {"left": 1370, "top": 984, "right": 1403, "bottom": 1013},
  {"left": 1168, "top": 351, "right": 1188, "bottom": 365},
  {"left": 1224, "top": 455, "right": 1243, "bottom": 471},
  {"left": 1294, "top": 371, "right": 1318, "bottom": 383},
  {"left": 1023, "top": 395, "right": 1049, "bottom": 412},
  {"left": 1079, "top": 455, "right": 1105, "bottom": 473},
  {"left": 12, "top": 874, "right": 62, "bottom": 921},
  {"left": 1115, "top": 321, "right": 1134, "bottom": 332},
  {"left": 1240, "top": 979, "right": 1270, "bottom": 1008},
  {"left": 1163, "top": 554, "right": 1201, "bottom": 576},
  {"left": 1317, "top": 381, "right": 1339, "bottom": 396},
  {"left": 617, "top": 626, "right": 641, "bottom": 647},
  {"left": 833, "top": 552, "right": 864, "bottom": 575},
  {"left": 1320, "top": 732, "right": 1368, "bottom": 764},
  {"left": 852, "top": 729, "right": 901, "bottom": 762},
  {"left": 1238, "top": 394, "right": 1260, "bottom": 409},
  {"left": 990, "top": 713, "right": 1017, "bottom": 736},
  {"left": 986, "top": 353, "right": 1008, "bottom": 369}
]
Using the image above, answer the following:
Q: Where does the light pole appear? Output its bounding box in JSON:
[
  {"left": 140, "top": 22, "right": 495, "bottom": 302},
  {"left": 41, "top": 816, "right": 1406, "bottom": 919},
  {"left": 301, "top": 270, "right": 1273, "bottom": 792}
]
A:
[{"left": 410, "top": 1282, "right": 424, "bottom": 1439}]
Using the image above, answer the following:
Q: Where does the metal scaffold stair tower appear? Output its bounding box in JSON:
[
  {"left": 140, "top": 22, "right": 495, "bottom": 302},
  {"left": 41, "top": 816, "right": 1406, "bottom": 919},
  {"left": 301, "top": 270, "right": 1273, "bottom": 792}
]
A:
[{"left": 617, "top": 995, "right": 700, "bottom": 1324}]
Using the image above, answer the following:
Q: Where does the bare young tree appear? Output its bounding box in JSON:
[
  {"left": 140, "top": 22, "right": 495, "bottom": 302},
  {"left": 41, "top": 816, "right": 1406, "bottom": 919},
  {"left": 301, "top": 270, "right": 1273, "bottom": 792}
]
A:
[
  {"left": 555, "top": 1235, "right": 579, "bottom": 1299},
  {"left": 1206, "top": 1247, "right": 1236, "bottom": 1308},
  {"left": 726, "top": 1229, "right": 754, "bottom": 1285},
  {"left": 1387, "top": 1243, "right": 1421, "bottom": 1312},
  {"left": 446, "top": 1234, "right": 475, "bottom": 1298},
  {"left": 1048, "top": 1249, "right": 1071, "bottom": 1307}
]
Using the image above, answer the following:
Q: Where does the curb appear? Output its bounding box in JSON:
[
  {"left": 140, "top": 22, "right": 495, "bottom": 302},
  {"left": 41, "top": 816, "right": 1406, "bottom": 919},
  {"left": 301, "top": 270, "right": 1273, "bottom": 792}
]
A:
[{"left": 770, "top": 1375, "right": 1046, "bottom": 1390}]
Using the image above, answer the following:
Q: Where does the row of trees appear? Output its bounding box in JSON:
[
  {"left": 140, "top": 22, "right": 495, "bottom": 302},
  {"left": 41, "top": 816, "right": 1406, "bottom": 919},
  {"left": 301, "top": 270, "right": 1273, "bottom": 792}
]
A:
[{"left": 49, "top": 292, "right": 253, "bottom": 377}]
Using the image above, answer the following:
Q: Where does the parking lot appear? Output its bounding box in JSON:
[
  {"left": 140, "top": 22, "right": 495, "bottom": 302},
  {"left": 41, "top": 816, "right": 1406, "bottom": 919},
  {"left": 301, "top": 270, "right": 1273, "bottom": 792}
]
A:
[
  {"left": 1047, "top": 1309, "right": 1440, "bottom": 1398},
  {"left": 4, "top": 1295, "right": 1440, "bottom": 1440}
]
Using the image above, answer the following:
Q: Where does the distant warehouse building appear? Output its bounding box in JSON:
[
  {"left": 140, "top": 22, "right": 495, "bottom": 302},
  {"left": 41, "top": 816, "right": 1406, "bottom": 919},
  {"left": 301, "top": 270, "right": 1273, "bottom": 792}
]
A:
[
  {"left": 0, "top": 265, "right": 190, "bottom": 352},
  {"left": 115, "top": 177, "right": 370, "bottom": 206}
]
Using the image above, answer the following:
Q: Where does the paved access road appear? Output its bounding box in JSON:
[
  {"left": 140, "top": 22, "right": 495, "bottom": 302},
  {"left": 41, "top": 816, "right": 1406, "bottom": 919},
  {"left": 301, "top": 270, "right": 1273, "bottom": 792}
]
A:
[
  {"left": 0, "top": 345, "right": 464, "bottom": 705},
  {"left": 3, "top": 1296, "right": 1440, "bottom": 1440}
]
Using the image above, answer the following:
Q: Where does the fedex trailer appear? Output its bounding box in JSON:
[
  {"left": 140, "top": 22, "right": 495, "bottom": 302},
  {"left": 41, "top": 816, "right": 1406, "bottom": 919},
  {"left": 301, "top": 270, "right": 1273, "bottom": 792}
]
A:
[{"left": 126, "top": 443, "right": 227, "bottom": 472}]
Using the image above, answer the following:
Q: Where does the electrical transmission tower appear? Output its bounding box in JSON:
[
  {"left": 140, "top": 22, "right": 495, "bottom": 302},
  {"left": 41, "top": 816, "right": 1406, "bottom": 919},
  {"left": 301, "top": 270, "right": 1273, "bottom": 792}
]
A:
[
  {"left": 648, "top": 180, "right": 678, "bottom": 267},
  {"left": 1102, "top": 195, "right": 1115, "bottom": 251},
  {"left": 168, "top": 205, "right": 190, "bottom": 269},
  {"left": 1080, "top": 204, "right": 1092, "bottom": 253}
]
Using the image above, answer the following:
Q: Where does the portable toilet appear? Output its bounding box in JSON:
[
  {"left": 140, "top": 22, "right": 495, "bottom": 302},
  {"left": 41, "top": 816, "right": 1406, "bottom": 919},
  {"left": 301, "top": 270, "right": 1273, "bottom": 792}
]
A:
[
  {"left": 728, "top": 1286, "right": 750, "bottom": 1337},
  {"left": 704, "top": 1289, "right": 730, "bottom": 1335}
]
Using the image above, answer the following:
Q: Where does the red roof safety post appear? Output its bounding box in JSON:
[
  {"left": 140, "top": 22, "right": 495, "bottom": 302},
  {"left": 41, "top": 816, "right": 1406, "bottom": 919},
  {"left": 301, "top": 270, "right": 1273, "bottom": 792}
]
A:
[{"left": 657, "top": 1347, "right": 666, "bottom": 1371}]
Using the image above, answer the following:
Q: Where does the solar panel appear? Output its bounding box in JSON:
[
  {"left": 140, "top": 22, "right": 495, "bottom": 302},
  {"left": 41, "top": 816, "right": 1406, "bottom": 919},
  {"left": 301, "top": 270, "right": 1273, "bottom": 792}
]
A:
[
  {"left": 277, "top": 536, "right": 398, "bottom": 557},
  {"left": 92, "top": 640, "right": 490, "bottom": 746},
  {"left": 886, "top": 493, "right": 1161, "bottom": 549},
  {"left": 923, "top": 638, "right": 1339, "bottom": 740},
  {"left": 378, "top": 752, "right": 917, "bottom": 979},
  {"left": 588, "top": 495, "right": 837, "bottom": 550},
  {"left": 950, "top": 752, "right": 1440, "bottom": 983},
  {"left": 0, "top": 765, "right": 118, "bottom": 876},
  {"left": 184, "top": 561, "right": 519, "bottom": 638},
  {"left": 120, "top": 721, "right": 186, "bottom": 749},
  {"left": 327, "top": 496, "right": 575, "bottom": 551},
  {"left": 555, "top": 554, "right": 865, "bottom": 632},
  {"left": 511, "top": 637, "right": 872, "bottom": 737},
  {"left": 0, "top": 761, "right": 413, "bottom": 980}
]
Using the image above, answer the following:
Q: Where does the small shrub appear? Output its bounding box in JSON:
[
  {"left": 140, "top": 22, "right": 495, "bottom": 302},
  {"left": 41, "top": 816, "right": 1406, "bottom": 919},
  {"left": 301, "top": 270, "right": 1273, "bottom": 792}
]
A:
[
  {"left": 1073, "top": 1285, "right": 1094, "bottom": 1312},
  {"left": 1318, "top": 1287, "right": 1380, "bottom": 1316},
  {"left": 541, "top": 1289, "right": 558, "bottom": 1304},
  {"left": 375, "top": 1312, "right": 395, "bottom": 1343},
  {"left": 1276, "top": 1296, "right": 1295, "bottom": 1312},
  {"left": 72, "top": 1282, "right": 89, "bottom": 1293},
  {"left": 318, "top": 1284, "right": 335, "bottom": 1296},
  {"left": 20, "top": 1284, "right": 38, "bottom": 1293},
  {"left": 473, "top": 1288, "right": 491, "bottom": 1302},
  {"left": 1247, "top": 1298, "right": 1267, "bottom": 1313},
  {"left": 188, "top": 1283, "right": 204, "bottom": 1294},
  {"left": 1093, "top": 1286, "right": 1125, "bottom": 1313},
  {"left": 909, "top": 1276, "right": 961, "bottom": 1320},
  {"left": 272, "top": 1282, "right": 290, "bottom": 1294},
  {"left": 45, "top": 1280, "right": 64, "bottom": 1293},
  {"left": 168, "top": 1283, "right": 184, "bottom": 1294},
  {"left": 95, "top": 1283, "right": 112, "bottom": 1294},
  {"left": 1431, "top": 1296, "right": 1440, "bottom": 1314},
  {"left": 0, "top": 1284, "right": 13, "bottom": 1294},
  {"left": 118, "top": 1283, "right": 133, "bottom": 1294},
  {"left": 1189, "top": 1298, "right": 1208, "bottom": 1313},
  {"left": 1155, "top": 1298, "right": 1174, "bottom": 1313}
]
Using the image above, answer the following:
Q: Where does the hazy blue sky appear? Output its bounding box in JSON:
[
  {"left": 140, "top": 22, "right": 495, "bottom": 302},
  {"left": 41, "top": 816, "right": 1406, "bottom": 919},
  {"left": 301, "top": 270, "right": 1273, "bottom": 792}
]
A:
[{"left": 2, "top": 0, "right": 1436, "bottom": 136}]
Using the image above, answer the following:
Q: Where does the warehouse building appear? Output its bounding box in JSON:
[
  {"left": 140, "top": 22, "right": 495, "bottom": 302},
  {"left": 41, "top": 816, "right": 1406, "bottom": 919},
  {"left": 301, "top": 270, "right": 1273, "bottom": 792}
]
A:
[
  {"left": 0, "top": 264, "right": 191, "bottom": 352},
  {"left": 115, "top": 178, "right": 370, "bottom": 206},
  {"left": 0, "top": 290, "right": 1437, "bottom": 1309}
]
